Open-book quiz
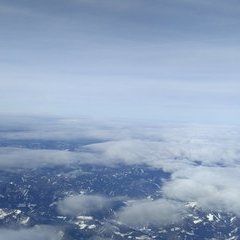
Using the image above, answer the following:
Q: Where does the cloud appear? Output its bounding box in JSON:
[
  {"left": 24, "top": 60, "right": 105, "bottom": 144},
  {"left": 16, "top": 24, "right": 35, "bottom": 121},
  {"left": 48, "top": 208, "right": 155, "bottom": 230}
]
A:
[
  {"left": 118, "top": 199, "right": 185, "bottom": 227},
  {"left": 0, "top": 116, "right": 131, "bottom": 141},
  {"left": 78, "top": 121, "right": 240, "bottom": 217},
  {"left": 57, "top": 194, "right": 112, "bottom": 216},
  {"left": 57, "top": 194, "right": 186, "bottom": 227},
  {"left": 2, "top": 116, "right": 240, "bottom": 218},
  {"left": 163, "top": 167, "right": 240, "bottom": 215},
  {"left": 0, "top": 147, "right": 75, "bottom": 169},
  {"left": 82, "top": 129, "right": 240, "bottom": 171},
  {"left": 0, "top": 225, "right": 62, "bottom": 240}
]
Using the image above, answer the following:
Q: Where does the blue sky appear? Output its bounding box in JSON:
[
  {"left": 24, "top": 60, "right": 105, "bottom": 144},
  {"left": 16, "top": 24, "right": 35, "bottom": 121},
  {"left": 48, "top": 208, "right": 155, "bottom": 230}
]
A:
[{"left": 0, "top": 0, "right": 240, "bottom": 123}]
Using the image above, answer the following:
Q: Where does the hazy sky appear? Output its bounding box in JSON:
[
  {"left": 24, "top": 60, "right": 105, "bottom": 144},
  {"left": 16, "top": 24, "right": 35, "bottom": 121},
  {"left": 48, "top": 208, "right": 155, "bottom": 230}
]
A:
[{"left": 0, "top": 0, "right": 240, "bottom": 123}]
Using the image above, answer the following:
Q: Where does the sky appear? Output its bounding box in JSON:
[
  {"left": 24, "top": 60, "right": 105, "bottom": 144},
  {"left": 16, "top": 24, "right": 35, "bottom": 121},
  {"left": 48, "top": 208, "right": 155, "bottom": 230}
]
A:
[{"left": 0, "top": 0, "right": 240, "bottom": 123}]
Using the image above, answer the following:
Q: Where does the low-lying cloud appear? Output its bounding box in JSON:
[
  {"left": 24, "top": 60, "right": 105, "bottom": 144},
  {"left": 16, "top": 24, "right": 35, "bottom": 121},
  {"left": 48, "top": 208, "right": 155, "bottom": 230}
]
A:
[
  {"left": 0, "top": 147, "right": 75, "bottom": 169},
  {"left": 57, "top": 194, "right": 112, "bottom": 216},
  {"left": 117, "top": 199, "right": 185, "bottom": 227},
  {"left": 1, "top": 116, "right": 240, "bottom": 220},
  {"left": 0, "top": 225, "right": 61, "bottom": 240},
  {"left": 163, "top": 167, "right": 240, "bottom": 215}
]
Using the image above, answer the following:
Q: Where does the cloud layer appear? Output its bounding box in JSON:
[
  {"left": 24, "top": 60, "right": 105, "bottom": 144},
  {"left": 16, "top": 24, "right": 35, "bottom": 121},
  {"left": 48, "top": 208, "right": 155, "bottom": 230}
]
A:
[
  {"left": 0, "top": 226, "right": 61, "bottom": 240},
  {"left": 163, "top": 167, "right": 240, "bottom": 214},
  {"left": 57, "top": 194, "right": 112, "bottom": 216},
  {"left": 1, "top": 117, "right": 240, "bottom": 221},
  {"left": 0, "top": 147, "right": 75, "bottom": 169},
  {"left": 117, "top": 199, "right": 185, "bottom": 227}
]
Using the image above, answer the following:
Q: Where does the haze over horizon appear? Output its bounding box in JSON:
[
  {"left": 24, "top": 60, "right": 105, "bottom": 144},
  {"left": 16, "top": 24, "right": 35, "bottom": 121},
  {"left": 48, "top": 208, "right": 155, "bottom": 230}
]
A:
[{"left": 1, "top": 0, "right": 240, "bottom": 123}]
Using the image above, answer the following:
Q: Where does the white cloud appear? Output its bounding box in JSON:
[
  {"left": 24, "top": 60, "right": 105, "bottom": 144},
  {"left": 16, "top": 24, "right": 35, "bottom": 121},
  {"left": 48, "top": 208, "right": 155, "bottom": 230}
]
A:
[
  {"left": 118, "top": 199, "right": 185, "bottom": 227},
  {"left": 57, "top": 194, "right": 112, "bottom": 216},
  {"left": 163, "top": 167, "right": 240, "bottom": 215},
  {"left": 2, "top": 117, "right": 240, "bottom": 218},
  {"left": 0, "top": 147, "right": 75, "bottom": 169},
  {"left": 0, "top": 225, "right": 62, "bottom": 240},
  {"left": 82, "top": 130, "right": 240, "bottom": 171},
  {"left": 79, "top": 122, "right": 240, "bottom": 216}
]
